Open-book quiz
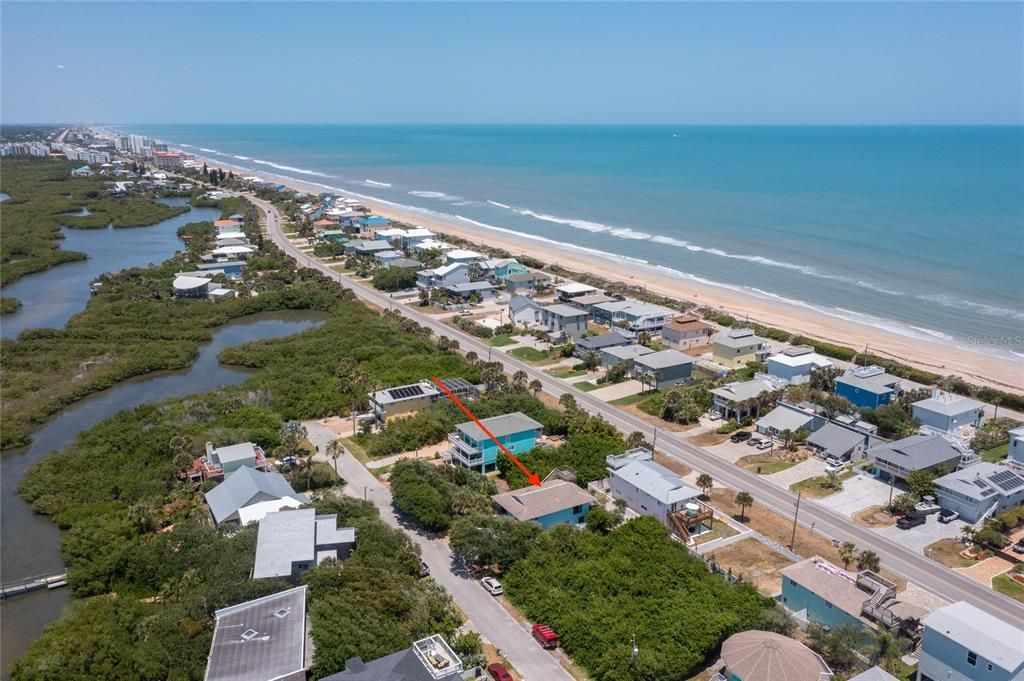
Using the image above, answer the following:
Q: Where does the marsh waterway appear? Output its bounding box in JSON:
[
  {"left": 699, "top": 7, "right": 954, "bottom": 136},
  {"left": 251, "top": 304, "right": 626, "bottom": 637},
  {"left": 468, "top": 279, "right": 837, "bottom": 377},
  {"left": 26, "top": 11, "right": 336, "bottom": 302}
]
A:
[{"left": 0, "top": 198, "right": 327, "bottom": 675}]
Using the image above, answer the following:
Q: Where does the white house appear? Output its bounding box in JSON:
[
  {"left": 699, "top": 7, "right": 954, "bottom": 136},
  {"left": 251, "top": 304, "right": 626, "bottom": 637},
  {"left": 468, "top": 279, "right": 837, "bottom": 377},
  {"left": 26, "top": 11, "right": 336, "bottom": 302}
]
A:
[
  {"left": 605, "top": 449, "right": 701, "bottom": 524},
  {"left": 444, "top": 249, "right": 485, "bottom": 266},
  {"left": 911, "top": 390, "right": 984, "bottom": 434},
  {"left": 416, "top": 263, "right": 470, "bottom": 291},
  {"left": 508, "top": 295, "right": 544, "bottom": 326}
]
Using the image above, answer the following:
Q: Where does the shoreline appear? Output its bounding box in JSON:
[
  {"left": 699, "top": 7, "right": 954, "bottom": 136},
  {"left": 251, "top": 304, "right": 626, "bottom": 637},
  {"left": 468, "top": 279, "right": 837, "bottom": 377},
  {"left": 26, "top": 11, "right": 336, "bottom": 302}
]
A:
[{"left": 105, "top": 131, "right": 1021, "bottom": 394}]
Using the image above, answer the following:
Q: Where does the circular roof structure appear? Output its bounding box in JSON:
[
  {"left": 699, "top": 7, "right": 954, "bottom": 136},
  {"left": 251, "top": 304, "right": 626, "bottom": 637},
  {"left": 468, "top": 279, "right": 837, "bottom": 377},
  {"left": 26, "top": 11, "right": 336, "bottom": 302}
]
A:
[{"left": 721, "top": 630, "right": 823, "bottom": 681}]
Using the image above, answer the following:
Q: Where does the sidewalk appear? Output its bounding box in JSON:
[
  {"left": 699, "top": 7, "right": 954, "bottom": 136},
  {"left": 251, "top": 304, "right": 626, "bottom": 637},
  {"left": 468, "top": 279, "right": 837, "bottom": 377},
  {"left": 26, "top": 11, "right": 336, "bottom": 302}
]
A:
[{"left": 304, "top": 421, "right": 574, "bottom": 681}]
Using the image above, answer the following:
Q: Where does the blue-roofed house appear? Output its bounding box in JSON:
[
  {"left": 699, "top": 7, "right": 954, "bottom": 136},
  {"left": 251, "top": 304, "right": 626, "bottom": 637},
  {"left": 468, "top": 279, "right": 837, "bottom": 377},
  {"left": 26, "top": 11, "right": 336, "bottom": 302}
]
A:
[
  {"left": 445, "top": 412, "right": 544, "bottom": 473},
  {"left": 835, "top": 366, "right": 901, "bottom": 410},
  {"left": 359, "top": 215, "right": 390, "bottom": 230}
]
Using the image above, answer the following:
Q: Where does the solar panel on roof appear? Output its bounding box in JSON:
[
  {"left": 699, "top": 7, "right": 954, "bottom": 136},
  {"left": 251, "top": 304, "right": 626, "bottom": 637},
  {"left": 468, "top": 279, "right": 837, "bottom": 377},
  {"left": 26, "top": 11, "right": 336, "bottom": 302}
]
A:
[
  {"left": 388, "top": 385, "right": 425, "bottom": 400},
  {"left": 989, "top": 470, "right": 1024, "bottom": 492}
]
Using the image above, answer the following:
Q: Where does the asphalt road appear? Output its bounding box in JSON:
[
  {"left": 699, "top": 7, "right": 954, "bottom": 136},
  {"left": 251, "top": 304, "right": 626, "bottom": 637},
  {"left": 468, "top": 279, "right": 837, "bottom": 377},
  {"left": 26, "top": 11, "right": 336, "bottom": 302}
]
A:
[
  {"left": 304, "top": 422, "right": 575, "bottom": 681},
  {"left": 250, "top": 195, "right": 1024, "bottom": 630}
]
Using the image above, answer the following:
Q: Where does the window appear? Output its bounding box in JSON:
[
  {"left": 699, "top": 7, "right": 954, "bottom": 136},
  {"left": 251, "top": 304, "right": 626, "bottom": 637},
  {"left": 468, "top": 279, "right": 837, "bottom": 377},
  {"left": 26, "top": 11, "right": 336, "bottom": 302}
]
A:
[
  {"left": 967, "top": 651, "right": 977, "bottom": 666},
  {"left": 987, "top": 664, "right": 993, "bottom": 672},
  {"left": 572, "top": 505, "right": 584, "bottom": 515},
  {"left": 825, "top": 601, "right": 833, "bottom": 609}
]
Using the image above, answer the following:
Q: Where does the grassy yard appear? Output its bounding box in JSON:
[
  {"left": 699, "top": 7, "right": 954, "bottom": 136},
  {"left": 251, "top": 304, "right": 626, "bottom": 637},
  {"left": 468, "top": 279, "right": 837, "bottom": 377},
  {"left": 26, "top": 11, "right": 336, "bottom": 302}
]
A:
[
  {"left": 692, "top": 521, "right": 739, "bottom": 546},
  {"left": 551, "top": 368, "right": 588, "bottom": 379},
  {"left": 924, "top": 538, "right": 981, "bottom": 568},
  {"left": 509, "top": 346, "right": 550, "bottom": 362},
  {"left": 993, "top": 574, "right": 1024, "bottom": 603},
  {"left": 575, "top": 381, "right": 600, "bottom": 392},
  {"left": 488, "top": 334, "right": 517, "bottom": 347},
  {"left": 982, "top": 443, "right": 1009, "bottom": 463},
  {"left": 743, "top": 459, "right": 797, "bottom": 475},
  {"left": 789, "top": 470, "right": 855, "bottom": 498}
]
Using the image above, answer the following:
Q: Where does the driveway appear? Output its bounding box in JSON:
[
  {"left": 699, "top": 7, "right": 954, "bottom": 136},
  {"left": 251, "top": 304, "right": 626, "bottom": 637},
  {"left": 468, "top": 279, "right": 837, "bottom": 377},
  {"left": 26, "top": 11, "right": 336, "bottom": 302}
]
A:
[
  {"left": 589, "top": 379, "right": 644, "bottom": 402},
  {"left": 874, "top": 513, "right": 967, "bottom": 554},
  {"left": 764, "top": 457, "right": 827, "bottom": 488},
  {"left": 817, "top": 473, "right": 895, "bottom": 518},
  {"left": 304, "top": 421, "right": 573, "bottom": 681},
  {"left": 705, "top": 440, "right": 759, "bottom": 464}
]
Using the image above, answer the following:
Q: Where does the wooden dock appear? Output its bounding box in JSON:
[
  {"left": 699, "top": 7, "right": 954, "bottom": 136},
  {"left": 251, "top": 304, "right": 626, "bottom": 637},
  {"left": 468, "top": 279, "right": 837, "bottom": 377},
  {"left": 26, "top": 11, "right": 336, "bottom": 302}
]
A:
[{"left": 0, "top": 572, "right": 68, "bottom": 600}]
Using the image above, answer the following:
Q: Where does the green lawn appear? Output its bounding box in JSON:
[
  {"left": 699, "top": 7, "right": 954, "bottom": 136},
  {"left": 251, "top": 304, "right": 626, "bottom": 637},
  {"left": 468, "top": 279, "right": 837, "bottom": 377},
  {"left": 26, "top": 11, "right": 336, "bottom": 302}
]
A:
[
  {"left": 993, "top": 574, "right": 1024, "bottom": 603},
  {"left": 575, "top": 381, "right": 600, "bottom": 392},
  {"left": 692, "top": 521, "right": 739, "bottom": 545},
  {"left": 552, "top": 368, "right": 588, "bottom": 379},
  {"left": 610, "top": 390, "right": 661, "bottom": 406},
  {"left": 744, "top": 460, "right": 797, "bottom": 475},
  {"left": 510, "top": 346, "right": 549, "bottom": 362},
  {"left": 789, "top": 470, "right": 855, "bottom": 498},
  {"left": 488, "top": 334, "right": 516, "bottom": 347},
  {"left": 341, "top": 437, "right": 371, "bottom": 465},
  {"left": 981, "top": 443, "right": 1009, "bottom": 463}
]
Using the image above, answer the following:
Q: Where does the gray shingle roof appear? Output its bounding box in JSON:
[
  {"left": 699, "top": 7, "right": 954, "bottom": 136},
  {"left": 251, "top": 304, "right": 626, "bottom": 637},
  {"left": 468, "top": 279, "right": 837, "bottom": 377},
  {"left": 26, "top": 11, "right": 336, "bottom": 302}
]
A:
[
  {"left": 634, "top": 349, "right": 694, "bottom": 370},
  {"left": 254, "top": 509, "right": 356, "bottom": 579},
  {"left": 609, "top": 459, "right": 700, "bottom": 505},
  {"left": 806, "top": 423, "right": 868, "bottom": 457},
  {"left": 575, "top": 332, "right": 631, "bottom": 351},
  {"left": 934, "top": 462, "right": 1024, "bottom": 502},
  {"left": 205, "top": 467, "right": 308, "bottom": 525},
  {"left": 455, "top": 412, "right": 543, "bottom": 443},
  {"left": 205, "top": 586, "right": 307, "bottom": 681},
  {"left": 868, "top": 434, "right": 963, "bottom": 472},
  {"left": 491, "top": 480, "right": 595, "bottom": 521}
]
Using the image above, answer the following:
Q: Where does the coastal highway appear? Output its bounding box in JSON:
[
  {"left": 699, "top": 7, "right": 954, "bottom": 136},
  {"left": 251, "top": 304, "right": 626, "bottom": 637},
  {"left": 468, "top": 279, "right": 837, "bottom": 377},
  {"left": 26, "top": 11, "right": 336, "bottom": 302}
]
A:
[{"left": 249, "top": 194, "right": 1024, "bottom": 634}]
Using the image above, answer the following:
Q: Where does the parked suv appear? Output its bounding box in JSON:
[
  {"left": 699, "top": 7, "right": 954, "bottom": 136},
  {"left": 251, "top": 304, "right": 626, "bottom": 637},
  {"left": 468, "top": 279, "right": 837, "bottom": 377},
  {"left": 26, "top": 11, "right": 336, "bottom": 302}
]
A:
[
  {"left": 730, "top": 431, "right": 752, "bottom": 444},
  {"left": 937, "top": 509, "right": 959, "bottom": 524},
  {"left": 480, "top": 576, "right": 503, "bottom": 595},
  {"left": 896, "top": 514, "right": 926, "bottom": 530}
]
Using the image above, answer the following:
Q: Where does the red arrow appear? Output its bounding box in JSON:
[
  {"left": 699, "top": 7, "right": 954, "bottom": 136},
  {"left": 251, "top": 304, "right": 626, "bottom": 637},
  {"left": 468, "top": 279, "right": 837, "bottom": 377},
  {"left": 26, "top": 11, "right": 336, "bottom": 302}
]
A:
[{"left": 432, "top": 377, "right": 542, "bottom": 487}]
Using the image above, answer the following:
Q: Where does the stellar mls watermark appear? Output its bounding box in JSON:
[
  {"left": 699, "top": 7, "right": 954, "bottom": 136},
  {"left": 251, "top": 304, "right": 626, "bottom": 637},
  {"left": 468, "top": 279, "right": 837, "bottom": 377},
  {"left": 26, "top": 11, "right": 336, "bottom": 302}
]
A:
[{"left": 964, "top": 335, "right": 1024, "bottom": 347}]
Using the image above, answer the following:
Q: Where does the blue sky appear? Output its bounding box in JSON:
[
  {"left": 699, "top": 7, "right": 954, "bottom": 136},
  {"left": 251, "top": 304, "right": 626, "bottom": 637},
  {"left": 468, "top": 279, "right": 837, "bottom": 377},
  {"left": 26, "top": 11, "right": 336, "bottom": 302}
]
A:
[{"left": 2, "top": 2, "right": 1021, "bottom": 124}]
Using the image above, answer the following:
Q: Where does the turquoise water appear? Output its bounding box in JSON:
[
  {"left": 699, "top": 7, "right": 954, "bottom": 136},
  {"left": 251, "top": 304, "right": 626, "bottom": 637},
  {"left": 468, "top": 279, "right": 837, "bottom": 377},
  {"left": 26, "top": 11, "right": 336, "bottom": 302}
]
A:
[{"left": 126, "top": 125, "right": 1023, "bottom": 360}]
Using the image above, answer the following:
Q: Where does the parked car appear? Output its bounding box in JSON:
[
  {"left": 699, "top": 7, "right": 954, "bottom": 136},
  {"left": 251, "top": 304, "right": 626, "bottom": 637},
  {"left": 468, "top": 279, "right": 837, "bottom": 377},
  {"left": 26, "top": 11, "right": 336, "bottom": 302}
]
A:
[
  {"left": 487, "top": 663, "right": 513, "bottom": 681},
  {"left": 824, "top": 462, "right": 844, "bottom": 475},
  {"left": 896, "top": 514, "right": 926, "bottom": 530},
  {"left": 531, "top": 624, "right": 558, "bottom": 650},
  {"left": 418, "top": 560, "right": 430, "bottom": 578},
  {"left": 937, "top": 509, "right": 960, "bottom": 524},
  {"left": 730, "top": 431, "right": 752, "bottom": 443},
  {"left": 1012, "top": 540, "right": 1024, "bottom": 555},
  {"left": 756, "top": 439, "right": 773, "bottom": 450},
  {"left": 481, "top": 576, "right": 503, "bottom": 595},
  {"left": 708, "top": 411, "right": 722, "bottom": 421},
  {"left": 746, "top": 437, "right": 763, "bottom": 447}
]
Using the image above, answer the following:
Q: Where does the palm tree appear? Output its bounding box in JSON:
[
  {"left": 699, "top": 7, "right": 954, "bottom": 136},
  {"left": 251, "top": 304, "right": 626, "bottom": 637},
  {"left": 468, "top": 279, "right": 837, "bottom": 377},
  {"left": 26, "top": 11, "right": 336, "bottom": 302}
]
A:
[
  {"left": 559, "top": 393, "right": 578, "bottom": 411},
  {"left": 839, "top": 541, "right": 858, "bottom": 569},
  {"left": 780, "top": 428, "right": 794, "bottom": 451},
  {"left": 870, "top": 629, "right": 902, "bottom": 671},
  {"left": 326, "top": 439, "right": 344, "bottom": 480},
  {"left": 857, "top": 549, "right": 881, "bottom": 573},
  {"left": 582, "top": 351, "right": 600, "bottom": 371},
  {"left": 627, "top": 431, "right": 646, "bottom": 449},
  {"left": 280, "top": 420, "right": 308, "bottom": 457},
  {"left": 662, "top": 390, "right": 682, "bottom": 421},
  {"left": 529, "top": 379, "right": 543, "bottom": 397},
  {"left": 512, "top": 370, "right": 528, "bottom": 389},
  {"left": 298, "top": 450, "right": 316, "bottom": 490},
  {"left": 735, "top": 491, "right": 754, "bottom": 522},
  {"left": 465, "top": 351, "right": 478, "bottom": 365},
  {"left": 696, "top": 473, "right": 713, "bottom": 498}
]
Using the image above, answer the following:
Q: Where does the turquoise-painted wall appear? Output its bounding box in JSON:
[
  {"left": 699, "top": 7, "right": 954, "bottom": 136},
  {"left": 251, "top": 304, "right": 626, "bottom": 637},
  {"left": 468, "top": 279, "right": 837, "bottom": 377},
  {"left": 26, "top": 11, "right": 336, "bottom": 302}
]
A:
[
  {"left": 779, "top": 577, "right": 869, "bottom": 633},
  {"left": 466, "top": 428, "right": 540, "bottom": 470},
  {"left": 534, "top": 503, "right": 591, "bottom": 529}
]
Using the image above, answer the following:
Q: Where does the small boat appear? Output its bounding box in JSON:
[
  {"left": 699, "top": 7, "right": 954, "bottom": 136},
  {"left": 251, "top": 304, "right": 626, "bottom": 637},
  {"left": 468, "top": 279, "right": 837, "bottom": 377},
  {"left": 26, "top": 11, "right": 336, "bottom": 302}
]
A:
[{"left": 89, "top": 282, "right": 103, "bottom": 295}]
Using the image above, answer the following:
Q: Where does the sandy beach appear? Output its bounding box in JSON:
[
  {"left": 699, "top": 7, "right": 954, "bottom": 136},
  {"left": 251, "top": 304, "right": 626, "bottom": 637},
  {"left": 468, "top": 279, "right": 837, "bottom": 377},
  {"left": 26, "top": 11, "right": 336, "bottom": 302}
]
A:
[{"left": 148, "top": 140, "right": 1022, "bottom": 395}]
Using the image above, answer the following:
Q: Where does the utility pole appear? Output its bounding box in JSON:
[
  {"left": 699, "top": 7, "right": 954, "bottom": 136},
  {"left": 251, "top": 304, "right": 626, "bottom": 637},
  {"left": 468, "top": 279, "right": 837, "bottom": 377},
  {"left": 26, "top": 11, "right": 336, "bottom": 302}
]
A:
[
  {"left": 789, "top": 490, "right": 803, "bottom": 550},
  {"left": 652, "top": 426, "right": 658, "bottom": 452},
  {"left": 887, "top": 471, "right": 896, "bottom": 505}
]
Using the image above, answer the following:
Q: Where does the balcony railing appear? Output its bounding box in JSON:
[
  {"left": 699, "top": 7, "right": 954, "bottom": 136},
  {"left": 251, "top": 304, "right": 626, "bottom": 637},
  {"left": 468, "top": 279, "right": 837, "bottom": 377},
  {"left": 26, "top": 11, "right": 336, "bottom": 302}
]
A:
[{"left": 446, "top": 434, "right": 483, "bottom": 467}]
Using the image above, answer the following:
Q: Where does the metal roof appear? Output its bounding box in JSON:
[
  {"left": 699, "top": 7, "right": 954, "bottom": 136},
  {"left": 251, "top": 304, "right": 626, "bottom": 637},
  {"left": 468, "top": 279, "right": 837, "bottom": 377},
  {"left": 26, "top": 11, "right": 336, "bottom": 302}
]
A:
[
  {"left": 868, "top": 434, "right": 963, "bottom": 472},
  {"left": 205, "top": 468, "right": 308, "bottom": 525},
  {"left": 608, "top": 459, "right": 700, "bottom": 505},
  {"left": 173, "top": 275, "right": 211, "bottom": 290},
  {"left": 806, "top": 423, "right": 868, "bottom": 457},
  {"left": 555, "top": 282, "right": 598, "bottom": 295},
  {"left": 710, "top": 377, "right": 784, "bottom": 404},
  {"left": 455, "top": 412, "right": 543, "bottom": 443},
  {"left": 205, "top": 586, "right": 307, "bottom": 681},
  {"left": 713, "top": 329, "right": 767, "bottom": 349},
  {"left": 541, "top": 303, "right": 589, "bottom": 318},
  {"left": 912, "top": 392, "right": 985, "bottom": 417},
  {"left": 756, "top": 405, "right": 816, "bottom": 433},
  {"left": 634, "top": 349, "right": 694, "bottom": 370},
  {"left": 491, "top": 480, "right": 595, "bottom": 522},
  {"left": 253, "top": 509, "right": 356, "bottom": 579},
  {"left": 214, "top": 442, "right": 260, "bottom": 465},
  {"left": 836, "top": 367, "right": 899, "bottom": 394},
  {"left": 923, "top": 601, "right": 1024, "bottom": 673}
]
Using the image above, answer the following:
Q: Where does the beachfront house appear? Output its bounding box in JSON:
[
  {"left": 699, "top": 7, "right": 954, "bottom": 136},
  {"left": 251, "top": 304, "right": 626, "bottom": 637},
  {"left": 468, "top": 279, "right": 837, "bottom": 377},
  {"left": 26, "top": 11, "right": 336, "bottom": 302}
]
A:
[
  {"left": 755, "top": 402, "right": 825, "bottom": 440},
  {"left": 445, "top": 249, "right": 485, "bottom": 266},
  {"left": 911, "top": 390, "right": 984, "bottom": 434},
  {"left": 710, "top": 374, "right": 787, "bottom": 420},
  {"left": 444, "top": 281, "right": 498, "bottom": 301},
  {"left": 711, "top": 328, "right": 771, "bottom": 369},
  {"left": 359, "top": 215, "right": 390, "bottom": 231},
  {"left": 661, "top": 315, "right": 715, "bottom": 349},
  {"left": 917, "top": 601, "right": 1024, "bottom": 681},
  {"left": 632, "top": 349, "right": 695, "bottom": 388},
  {"left": 399, "top": 227, "right": 435, "bottom": 249},
  {"left": 485, "top": 258, "right": 528, "bottom": 281},
  {"left": 805, "top": 421, "right": 879, "bottom": 462},
  {"left": 835, "top": 366, "right": 901, "bottom": 410},
  {"left": 555, "top": 282, "right": 600, "bottom": 302},
  {"left": 413, "top": 239, "right": 453, "bottom": 255},
  {"left": 573, "top": 330, "right": 632, "bottom": 359},
  {"left": 599, "top": 343, "right": 654, "bottom": 370},
  {"left": 375, "top": 227, "right": 409, "bottom": 244},
  {"left": 766, "top": 346, "right": 834, "bottom": 385},
  {"left": 868, "top": 433, "right": 966, "bottom": 483},
  {"left": 505, "top": 271, "right": 552, "bottom": 294},
  {"left": 932, "top": 463, "right": 1024, "bottom": 523},
  {"left": 320, "top": 634, "right": 473, "bottom": 681},
  {"left": 1010, "top": 426, "right": 1024, "bottom": 467},
  {"left": 591, "top": 299, "right": 676, "bottom": 334},
  {"left": 508, "top": 295, "right": 544, "bottom": 327},
  {"left": 204, "top": 467, "right": 309, "bottom": 526},
  {"left": 445, "top": 412, "right": 543, "bottom": 473},
  {"left": 416, "top": 263, "right": 470, "bottom": 291},
  {"left": 490, "top": 479, "right": 596, "bottom": 529},
  {"left": 565, "top": 292, "right": 618, "bottom": 313},
  {"left": 540, "top": 303, "right": 589, "bottom": 340},
  {"left": 253, "top": 509, "right": 356, "bottom": 581},
  {"left": 369, "top": 378, "right": 477, "bottom": 422}
]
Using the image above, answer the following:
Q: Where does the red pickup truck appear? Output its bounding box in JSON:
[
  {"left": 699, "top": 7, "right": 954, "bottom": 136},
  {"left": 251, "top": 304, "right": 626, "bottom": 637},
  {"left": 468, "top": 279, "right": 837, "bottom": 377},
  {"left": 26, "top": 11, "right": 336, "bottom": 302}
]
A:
[{"left": 531, "top": 624, "right": 558, "bottom": 650}]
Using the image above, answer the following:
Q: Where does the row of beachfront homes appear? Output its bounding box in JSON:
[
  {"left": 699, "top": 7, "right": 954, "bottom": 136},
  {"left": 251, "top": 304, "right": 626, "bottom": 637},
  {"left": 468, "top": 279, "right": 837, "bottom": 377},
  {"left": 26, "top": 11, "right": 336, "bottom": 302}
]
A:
[{"left": 172, "top": 215, "right": 253, "bottom": 299}]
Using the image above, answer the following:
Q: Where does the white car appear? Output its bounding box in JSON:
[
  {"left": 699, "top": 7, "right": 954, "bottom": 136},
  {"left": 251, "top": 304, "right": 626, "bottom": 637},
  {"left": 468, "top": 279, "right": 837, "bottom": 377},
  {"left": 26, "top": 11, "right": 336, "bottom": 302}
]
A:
[
  {"left": 756, "top": 439, "right": 773, "bottom": 450},
  {"left": 825, "top": 462, "right": 844, "bottom": 474},
  {"left": 480, "top": 576, "right": 503, "bottom": 595},
  {"left": 708, "top": 412, "right": 722, "bottom": 421}
]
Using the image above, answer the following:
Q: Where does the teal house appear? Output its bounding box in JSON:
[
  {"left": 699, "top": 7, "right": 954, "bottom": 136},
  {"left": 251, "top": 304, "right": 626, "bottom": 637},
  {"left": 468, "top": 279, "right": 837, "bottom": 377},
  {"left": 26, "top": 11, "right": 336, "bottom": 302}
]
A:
[
  {"left": 320, "top": 230, "right": 348, "bottom": 244},
  {"left": 491, "top": 480, "right": 596, "bottom": 529},
  {"left": 491, "top": 258, "right": 528, "bottom": 282},
  {"left": 446, "top": 412, "right": 543, "bottom": 473},
  {"left": 779, "top": 557, "right": 873, "bottom": 634}
]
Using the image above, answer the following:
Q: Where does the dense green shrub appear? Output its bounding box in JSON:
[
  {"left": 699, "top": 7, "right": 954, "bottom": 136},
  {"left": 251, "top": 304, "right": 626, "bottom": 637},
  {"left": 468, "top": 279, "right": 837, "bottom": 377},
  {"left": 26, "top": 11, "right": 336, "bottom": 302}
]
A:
[{"left": 390, "top": 459, "right": 496, "bottom": 532}]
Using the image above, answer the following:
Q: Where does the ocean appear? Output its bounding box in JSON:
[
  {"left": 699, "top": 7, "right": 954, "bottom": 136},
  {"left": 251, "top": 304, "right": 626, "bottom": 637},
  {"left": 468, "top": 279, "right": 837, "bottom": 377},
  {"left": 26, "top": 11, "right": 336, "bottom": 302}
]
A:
[{"left": 125, "top": 124, "right": 1023, "bottom": 361}]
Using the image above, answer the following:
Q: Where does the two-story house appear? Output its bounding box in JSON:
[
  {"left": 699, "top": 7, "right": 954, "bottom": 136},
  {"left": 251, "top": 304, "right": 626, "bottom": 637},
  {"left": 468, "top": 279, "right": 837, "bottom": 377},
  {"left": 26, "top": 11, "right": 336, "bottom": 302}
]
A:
[
  {"left": 835, "top": 366, "right": 901, "bottom": 410},
  {"left": 591, "top": 299, "right": 675, "bottom": 334},
  {"left": 445, "top": 412, "right": 544, "bottom": 473},
  {"left": 917, "top": 601, "right": 1024, "bottom": 681},
  {"left": 253, "top": 509, "right": 356, "bottom": 581},
  {"left": 660, "top": 315, "right": 715, "bottom": 349},
  {"left": 911, "top": 390, "right": 984, "bottom": 434},
  {"left": 765, "top": 346, "right": 834, "bottom": 385},
  {"left": 540, "top": 303, "right": 589, "bottom": 340},
  {"left": 416, "top": 263, "right": 470, "bottom": 291},
  {"left": 711, "top": 329, "right": 770, "bottom": 369}
]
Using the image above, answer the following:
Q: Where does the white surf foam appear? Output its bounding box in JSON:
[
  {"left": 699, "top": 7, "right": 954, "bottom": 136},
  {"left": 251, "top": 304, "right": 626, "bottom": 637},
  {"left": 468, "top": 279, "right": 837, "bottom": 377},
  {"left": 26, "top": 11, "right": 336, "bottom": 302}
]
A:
[
  {"left": 234, "top": 155, "right": 251, "bottom": 161},
  {"left": 486, "top": 200, "right": 512, "bottom": 209},
  {"left": 408, "top": 191, "right": 448, "bottom": 199},
  {"left": 364, "top": 179, "right": 392, "bottom": 187},
  {"left": 248, "top": 159, "right": 331, "bottom": 177},
  {"left": 199, "top": 147, "right": 220, "bottom": 154}
]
